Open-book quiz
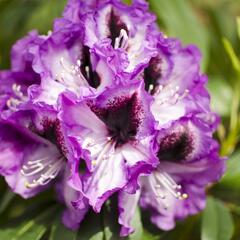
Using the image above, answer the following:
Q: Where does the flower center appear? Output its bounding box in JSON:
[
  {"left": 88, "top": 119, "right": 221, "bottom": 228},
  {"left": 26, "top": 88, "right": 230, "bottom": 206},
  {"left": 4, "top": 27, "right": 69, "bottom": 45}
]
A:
[
  {"left": 21, "top": 120, "right": 67, "bottom": 188},
  {"left": 91, "top": 94, "right": 141, "bottom": 148},
  {"left": 158, "top": 130, "right": 194, "bottom": 162},
  {"left": 56, "top": 47, "right": 101, "bottom": 90}
]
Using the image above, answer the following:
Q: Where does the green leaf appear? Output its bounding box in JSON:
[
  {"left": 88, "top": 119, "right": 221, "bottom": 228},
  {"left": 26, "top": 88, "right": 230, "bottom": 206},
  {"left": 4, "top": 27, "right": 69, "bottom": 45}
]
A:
[
  {"left": 159, "top": 215, "right": 199, "bottom": 240},
  {"left": 77, "top": 212, "right": 104, "bottom": 240},
  {"left": 101, "top": 202, "right": 121, "bottom": 240},
  {"left": 122, "top": 0, "right": 132, "bottom": 5},
  {"left": 0, "top": 190, "right": 15, "bottom": 214},
  {"left": 23, "top": 0, "right": 67, "bottom": 34},
  {"left": 207, "top": 76, "right": 232, "bottom": 117},
  {"left": 50, "top": 218, "right": 77, "bottom": 240},
  {"left": 0, "top": 0, "right": 66, "bottom": 69},
  {"left": 102, "top": 200, "right": 143, "bottom": 240},
  {"left": 0, "top": 205, "right": 58, "bottom": 240},
  {"left": 201, "top": 197, "right": 234, "bottom": 240},
  {"left": 236, "top": 17, "right": 240, "bottom": 40},
  {"left": 128, "top": 207, "right": 143, "bottom": 240},
  {"left": 222, "top": 38, "right": 240, "bottom": 73},
  {"left": 220, "top": 150, "right": 240, "bottom": 188},
  {"left": 141, "top": 230, "right": 159, "bottom": 240},
  {"left": 148, "top": 0, "right": 209, "bottom": 70}
]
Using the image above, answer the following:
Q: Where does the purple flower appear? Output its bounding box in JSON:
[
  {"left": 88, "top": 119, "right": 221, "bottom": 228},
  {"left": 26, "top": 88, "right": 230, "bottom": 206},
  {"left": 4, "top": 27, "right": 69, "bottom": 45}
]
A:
[
  {"left": 141, "top": 38, "right": 212, "bottom": 128},
  {"left": 0, "top": 0, "right": 226, "bottom": 234},
  {"left": 0, "top": 103, "right": 87, "bottom": 229},
  {"left": 118, "top": 115, "right": 225, "bottom": 236},
  {"left": 59, "top": 80, "right": 158, "bottom": 212}
]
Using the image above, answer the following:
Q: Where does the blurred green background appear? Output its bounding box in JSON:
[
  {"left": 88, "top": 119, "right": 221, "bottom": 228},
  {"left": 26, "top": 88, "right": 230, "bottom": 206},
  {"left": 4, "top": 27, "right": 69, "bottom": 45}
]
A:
[{"left": 0, "top": 0, "right": 240, "bottom": 239}]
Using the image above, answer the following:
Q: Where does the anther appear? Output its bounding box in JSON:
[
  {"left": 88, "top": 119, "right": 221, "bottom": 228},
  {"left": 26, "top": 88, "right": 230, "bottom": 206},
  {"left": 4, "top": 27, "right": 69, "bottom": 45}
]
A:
[
  {"left": 92, "top": 160, "right": 97, "bottom": 166},
  {"left": 182, "top": 193, "right": 188, "bottom": 199}
]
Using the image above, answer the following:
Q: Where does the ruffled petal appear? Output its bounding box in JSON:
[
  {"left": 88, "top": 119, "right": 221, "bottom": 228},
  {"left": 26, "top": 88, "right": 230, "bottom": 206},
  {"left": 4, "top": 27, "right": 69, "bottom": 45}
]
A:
[
  {"left": 118, "top": 190, "right": 141, "bottom": 237},
  {"left": 57, "top": 169, "right": 89, "bottom": 230}
]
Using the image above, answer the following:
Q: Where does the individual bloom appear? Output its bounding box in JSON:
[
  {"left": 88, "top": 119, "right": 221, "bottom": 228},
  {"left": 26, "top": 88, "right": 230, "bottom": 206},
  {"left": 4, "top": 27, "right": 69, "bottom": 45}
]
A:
[
  {"left": 0, "top": 71, "right": 39, "bottom": 114},
  {"left": 31, "top": 23, "right": 128, "bottom": 106},
  {"left": 60, "top": 80, "right": 158, "bottom": 212},
  {"left": 0, "top": 105, "right": 88, "bottom": 229},
  {"left": 142, "top": 38, "right": 212, "bottom": 127},
  {"left": 118, "top": 116, "right": 225, "bottom": 235},
  {"left": 0, "top": 106, "right": 68, "bottom": 198},
  {"left": 61, "top": 0, "right": 159, "bottom": 74}
]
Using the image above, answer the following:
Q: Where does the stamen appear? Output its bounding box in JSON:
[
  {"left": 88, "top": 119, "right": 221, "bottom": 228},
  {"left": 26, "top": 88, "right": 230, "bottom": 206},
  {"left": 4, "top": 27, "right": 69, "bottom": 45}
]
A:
[
  {"left": 154, "top": 85, "right": 163, "bottom": 95},
  {"left": 85, "top": 138, "right": 95, "bottom": 148},
  {"left": 91, "top": 141, "right": 113, "bottom": 166},
  {"left": 84, "top": 136, "right": 112, "bottom": 150},
  {"left": 55, "top": 57, "right": 89, "bottom": 90},
  {"left": 114, "top": 29, "right": 129, "bottom": 49},
  {"left": 155, "top": 84, "right": 189, "bottom": 106},
  {"left": 154, "top": 172, "right": 188, "bottom": 201},
  {"left": 21, "top": 155, "right": 64, "bottom": 188},
  {"left": 149, "top": 175, "right": 168, "bottom": 209},
  {"left": 6, "top": 84, "right": 28, "bottom": 111}
]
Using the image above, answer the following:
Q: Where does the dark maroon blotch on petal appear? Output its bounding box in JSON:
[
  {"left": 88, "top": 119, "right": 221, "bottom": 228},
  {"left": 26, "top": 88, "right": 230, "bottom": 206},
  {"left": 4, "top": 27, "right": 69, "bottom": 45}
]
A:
[
  {"left": 40, "top": 119, "right": 68, "bottom": 156},
  {"left": 158, "top": 130, "right": 194, "bottom": 162},
  {"left": 90, "top": 93, "right": 143, "bottom": 147}
]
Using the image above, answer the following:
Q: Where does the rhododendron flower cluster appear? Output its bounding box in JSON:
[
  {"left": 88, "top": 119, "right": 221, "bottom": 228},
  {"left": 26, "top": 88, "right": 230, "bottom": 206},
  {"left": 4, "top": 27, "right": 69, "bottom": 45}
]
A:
[{"left": 0, "top": 0, "right": 225, "bottom": 236}]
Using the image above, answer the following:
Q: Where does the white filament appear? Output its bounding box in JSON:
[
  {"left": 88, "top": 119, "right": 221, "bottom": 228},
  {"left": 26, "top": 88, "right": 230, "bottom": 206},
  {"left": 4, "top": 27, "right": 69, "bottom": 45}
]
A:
[
  {"left": 55, "top": 57, "right": 89, "bottom": 90},
  {"left": 21, "top": 155, "right": 65, "bottom": 188},
  {"left": 152, "top": 171, "right": 188, "bottom": 209},
  {"left": 154, "top": 84, "right": 189, "bottom": 106},
  {"left": 6, "top": 84, "right": 28, "bottom": 110}
]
